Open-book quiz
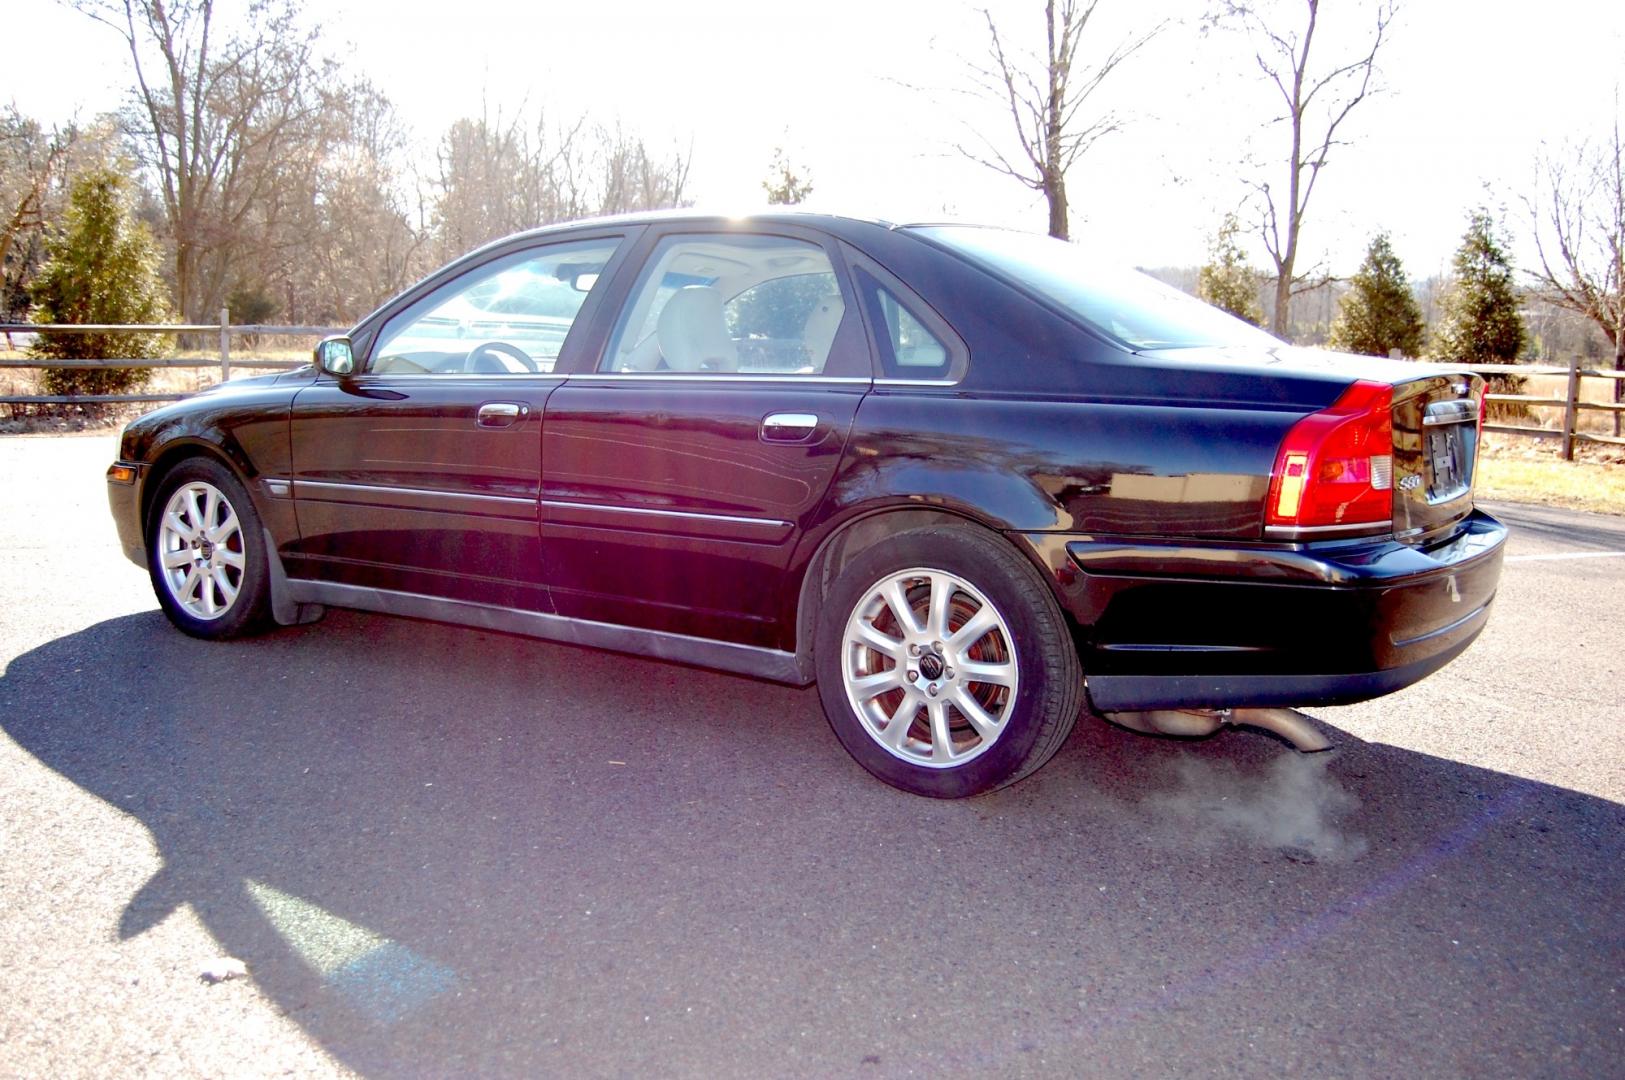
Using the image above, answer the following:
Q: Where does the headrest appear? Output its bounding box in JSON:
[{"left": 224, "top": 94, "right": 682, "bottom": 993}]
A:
[{"left": 657, "top": 286, "right": 738, "bottom": 372}]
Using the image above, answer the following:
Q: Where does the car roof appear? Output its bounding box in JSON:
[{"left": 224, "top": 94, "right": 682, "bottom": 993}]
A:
[{"left": 483, "top": 208, "right": 905, "bottom": 246}]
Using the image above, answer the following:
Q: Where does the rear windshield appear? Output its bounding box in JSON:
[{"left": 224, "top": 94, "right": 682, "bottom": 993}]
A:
[{"left": 913, "top": 225, "right": 1281, "bottom": 351}]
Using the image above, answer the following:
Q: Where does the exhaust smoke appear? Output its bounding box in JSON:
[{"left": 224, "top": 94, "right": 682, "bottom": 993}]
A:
[{"left": 1139, "top": 753, "right": 1369, "bottom": 863}]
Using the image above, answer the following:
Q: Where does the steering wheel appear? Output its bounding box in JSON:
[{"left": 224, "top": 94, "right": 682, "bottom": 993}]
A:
[{"left": 462, "top": 340, "right": 538, "bottom": 373}]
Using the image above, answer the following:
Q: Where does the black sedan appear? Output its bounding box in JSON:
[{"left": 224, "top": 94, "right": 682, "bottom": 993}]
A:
[{"left": 107, "top": 212, "right": 1505, "bottom": 797}]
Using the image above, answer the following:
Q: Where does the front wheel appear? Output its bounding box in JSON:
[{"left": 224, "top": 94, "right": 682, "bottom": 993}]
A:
[
  {"left": 146, "top": 457, "right": 272, "bottom": 639},
  {"left": 814, "top": 527, "right": 1084, "bottom": 797}
]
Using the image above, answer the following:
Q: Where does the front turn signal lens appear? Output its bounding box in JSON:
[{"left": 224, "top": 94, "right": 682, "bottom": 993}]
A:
[{"left": 107, "top": 463, "right": 137, "bottom": 484}]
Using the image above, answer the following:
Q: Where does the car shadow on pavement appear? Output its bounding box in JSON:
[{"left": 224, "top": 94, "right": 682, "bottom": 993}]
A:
[{"left": 4, "top": 610, "right": 1621, "bottom": 1078}]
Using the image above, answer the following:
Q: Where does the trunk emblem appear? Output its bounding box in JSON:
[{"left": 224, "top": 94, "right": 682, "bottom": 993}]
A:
[{"left": 1399, "top": 474, "right": 1422, "bottom": 492}]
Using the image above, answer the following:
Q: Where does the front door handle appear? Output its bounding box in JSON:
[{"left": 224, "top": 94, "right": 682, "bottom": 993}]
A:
[
  {"left": 760, "top": 412, "right": 820, "bottom": 442},
  {"left": 477, "top": 402, "right": 527, "bottom": 428}
]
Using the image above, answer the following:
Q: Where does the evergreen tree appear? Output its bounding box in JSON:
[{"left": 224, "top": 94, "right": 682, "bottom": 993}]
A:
[
  {"left": 1328, "top": 233, "right": 1424, "bottom": 357},
  {"left": 28, "top": 168, "right": 171, "bottom": 398},
  {"left": 762, "top": 147, "right": 813, "bottom": 206},
  {"left": 1431, "top": 210, "right": 1525, "bottom": 363},
  {"left": 1197, "top": 213, "right": 1264, "bottom": 326}
]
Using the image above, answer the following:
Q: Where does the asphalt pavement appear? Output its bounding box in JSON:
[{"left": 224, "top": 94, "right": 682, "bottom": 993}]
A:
[{"left": 1, "top": 434, "right": 1621, "bottom": 1078}]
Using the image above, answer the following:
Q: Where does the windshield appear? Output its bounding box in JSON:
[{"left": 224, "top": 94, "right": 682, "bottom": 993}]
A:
[{"left": 914, "top": 225, "right": 1281, "bottom": 351}]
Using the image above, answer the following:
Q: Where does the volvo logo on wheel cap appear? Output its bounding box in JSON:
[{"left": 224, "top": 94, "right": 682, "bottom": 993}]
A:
[{"left": 918, "top": 653, "right": 945, "bottom": 680}]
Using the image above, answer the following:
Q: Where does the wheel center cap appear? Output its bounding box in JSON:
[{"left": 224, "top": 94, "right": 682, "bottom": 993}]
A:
[{"left": 918, "top": 653, "right": 945, "bottom": 681}]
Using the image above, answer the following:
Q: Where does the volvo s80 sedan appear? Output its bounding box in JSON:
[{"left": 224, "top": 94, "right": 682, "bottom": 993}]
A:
[{"left": 107, "top": 212, "right": 1505, "bottom": 797}]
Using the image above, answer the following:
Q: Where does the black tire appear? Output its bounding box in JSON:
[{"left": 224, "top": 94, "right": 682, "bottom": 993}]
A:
[
  {"left": 145, "top": 457, "right": 272, "bottom": 640},
  {"left": 814, "top": 526, "right": 1084, "bottom": 798}
]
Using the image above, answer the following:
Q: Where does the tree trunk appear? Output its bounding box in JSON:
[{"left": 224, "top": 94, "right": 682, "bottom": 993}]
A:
[
  {"left": 1046, "top": 171, "right": 1068, "bottom": 241},
  {"left": 1273, "top": 272, "right": 1292, "bottom": 338}
]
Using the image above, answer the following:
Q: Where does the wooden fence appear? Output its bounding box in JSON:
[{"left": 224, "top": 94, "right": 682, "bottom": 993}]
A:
[
  {"left": 3, "top": 316, "right": 1622, "bottom": 462},
  {"left": 1463, "top": 358, "right": 1625, "bottom": 460},
  {"left": 0, "top": 309, "right": 343, "bottom": 408}
]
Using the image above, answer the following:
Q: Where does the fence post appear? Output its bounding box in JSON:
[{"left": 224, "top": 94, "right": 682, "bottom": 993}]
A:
[
  {"left": 219, "top": 307, "right": 231, "bottom": 383},
  {"left": 1561, "top": 353, "right": 1580, "bottom": 461}
]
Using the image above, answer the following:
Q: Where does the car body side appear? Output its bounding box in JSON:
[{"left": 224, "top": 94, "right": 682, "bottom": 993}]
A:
[{"left": 108, "top": 212, "right": 1505, "bottom": 714}]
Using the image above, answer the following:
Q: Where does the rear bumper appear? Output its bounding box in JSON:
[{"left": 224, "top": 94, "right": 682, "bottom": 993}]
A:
[{"left": 1022, "top": 510, "right": 1506, "bottom": 711}]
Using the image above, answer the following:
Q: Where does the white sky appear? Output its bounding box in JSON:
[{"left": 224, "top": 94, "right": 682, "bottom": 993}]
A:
[{"left": 8, "top": 0, "right": 1622, "bottom": 276}]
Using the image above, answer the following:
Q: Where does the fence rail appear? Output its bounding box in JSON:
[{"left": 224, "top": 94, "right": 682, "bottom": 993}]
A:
[{"left": 1, "top": 310, "right": 343, "bottom": 407}]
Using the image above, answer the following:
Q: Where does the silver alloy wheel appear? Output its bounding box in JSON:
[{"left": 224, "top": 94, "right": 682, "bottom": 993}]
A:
[
  {"left": 156, "top": 480, "right": 247, "bottom": 621},
  {"left": 841, "top": 566, "right": 1020, "bottom": 768}
]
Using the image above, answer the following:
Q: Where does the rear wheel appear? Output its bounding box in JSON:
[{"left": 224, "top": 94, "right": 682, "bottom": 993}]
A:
[
  {"left": 146, "top": 458, "right": 271, "bottom": 639},
  {"left": 814, "top": 527, "right": 1083, "bottom": 797}
]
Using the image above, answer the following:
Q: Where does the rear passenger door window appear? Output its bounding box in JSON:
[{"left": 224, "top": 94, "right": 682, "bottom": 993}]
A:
[{"left": 600, "top": 234, "right": 860, "bottom": 377}]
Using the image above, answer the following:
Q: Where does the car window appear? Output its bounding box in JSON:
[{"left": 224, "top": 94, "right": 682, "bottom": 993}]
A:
[
  {"left": 602, "top": 234, "right": 846, "bottom": 375},
  {"left": 370, "top": 239, "right": 620, "bottom": 375},
  {"left": 874, "top": 285, "right": 948, "bottom": 373},
  {"left": 913, "top": 225, "right": 1280, "bottom": 351},
  {"left": 854, "top": 270, "right": 954, "bottom": 379}
]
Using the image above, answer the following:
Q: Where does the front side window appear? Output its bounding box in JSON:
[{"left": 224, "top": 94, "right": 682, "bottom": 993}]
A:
[
  {"left": 371, "top": 239, "right": 620, "bottom": 375},
  {"left": 602, "top": 234, "right": 847, "bottom": 375}
]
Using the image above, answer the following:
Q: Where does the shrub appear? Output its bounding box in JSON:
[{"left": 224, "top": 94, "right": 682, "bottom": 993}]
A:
[{"left": 28, "top": 168, "right": 171, "bottom": 399}]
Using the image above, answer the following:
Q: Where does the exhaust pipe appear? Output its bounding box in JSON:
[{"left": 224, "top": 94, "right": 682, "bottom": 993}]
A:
[
  {"left": 1105, "top": 707, "right": 1332, "bottom": 753},
  {"left": 1227, "top": 708, "right": 1333, "bottom": 753}
]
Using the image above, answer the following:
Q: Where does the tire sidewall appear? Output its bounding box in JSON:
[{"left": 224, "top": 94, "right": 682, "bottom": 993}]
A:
[
  {"left": 146, "top": 457, "right": 270, "bottom": 639},
  {"left": 815, "top": 528, "right": 1071, "bottom": 798}
]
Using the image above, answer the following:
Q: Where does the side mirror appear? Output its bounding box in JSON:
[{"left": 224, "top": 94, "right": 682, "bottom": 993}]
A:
[{"left": 314, "top": 336, "right": 356, "bottom": 377}]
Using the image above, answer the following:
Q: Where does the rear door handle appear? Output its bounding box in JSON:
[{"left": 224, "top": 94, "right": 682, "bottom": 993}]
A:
[
  {"left": 760, "top": 412, "right": 820, "bottom": 442},
  {"left": 477, "top": 402, "right": 527, "bottom": 428}
]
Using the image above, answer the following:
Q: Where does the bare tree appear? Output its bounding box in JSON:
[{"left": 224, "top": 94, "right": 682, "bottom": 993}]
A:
[
  {"left": 0, "top": 110, "right": 74, "bottom": 321},
  {"left": 432, "top": 105, "right": 591, "bottom": 259},
  {"left": 960, "top": 1, "right": 1161, "bottom": 240},
  {"left": 590, "top": 124, "right": 691, "bottom": 217},
  {"left": 1220, "top": 0, "right": 1394, "bottom": 336},
  {"left": 1526, "top": 116, "right": 1625, "bottom": 435},
  {"left": 243, "top": 79, "right": 428, "bottom": 324},
  {"left": 433, "top": 109, "right": 690, "bottom": 258},
  {"left": 73, "top": 0, "right": 325, "bottom": 322}
]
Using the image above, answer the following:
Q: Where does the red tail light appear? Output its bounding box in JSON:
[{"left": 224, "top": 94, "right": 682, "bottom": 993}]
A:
[{"left": 1267, "top": 381, "right": 1394, "bottom": 531}]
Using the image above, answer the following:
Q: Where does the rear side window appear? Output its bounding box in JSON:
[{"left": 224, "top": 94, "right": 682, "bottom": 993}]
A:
[{"left": 855, "top": 268, "right": 959, "bottom": 381}]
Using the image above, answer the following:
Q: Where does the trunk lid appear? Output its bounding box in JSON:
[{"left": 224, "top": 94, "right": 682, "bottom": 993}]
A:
[{"left": 1390, "top": 372, "right": 1483, "bottom": 542}]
